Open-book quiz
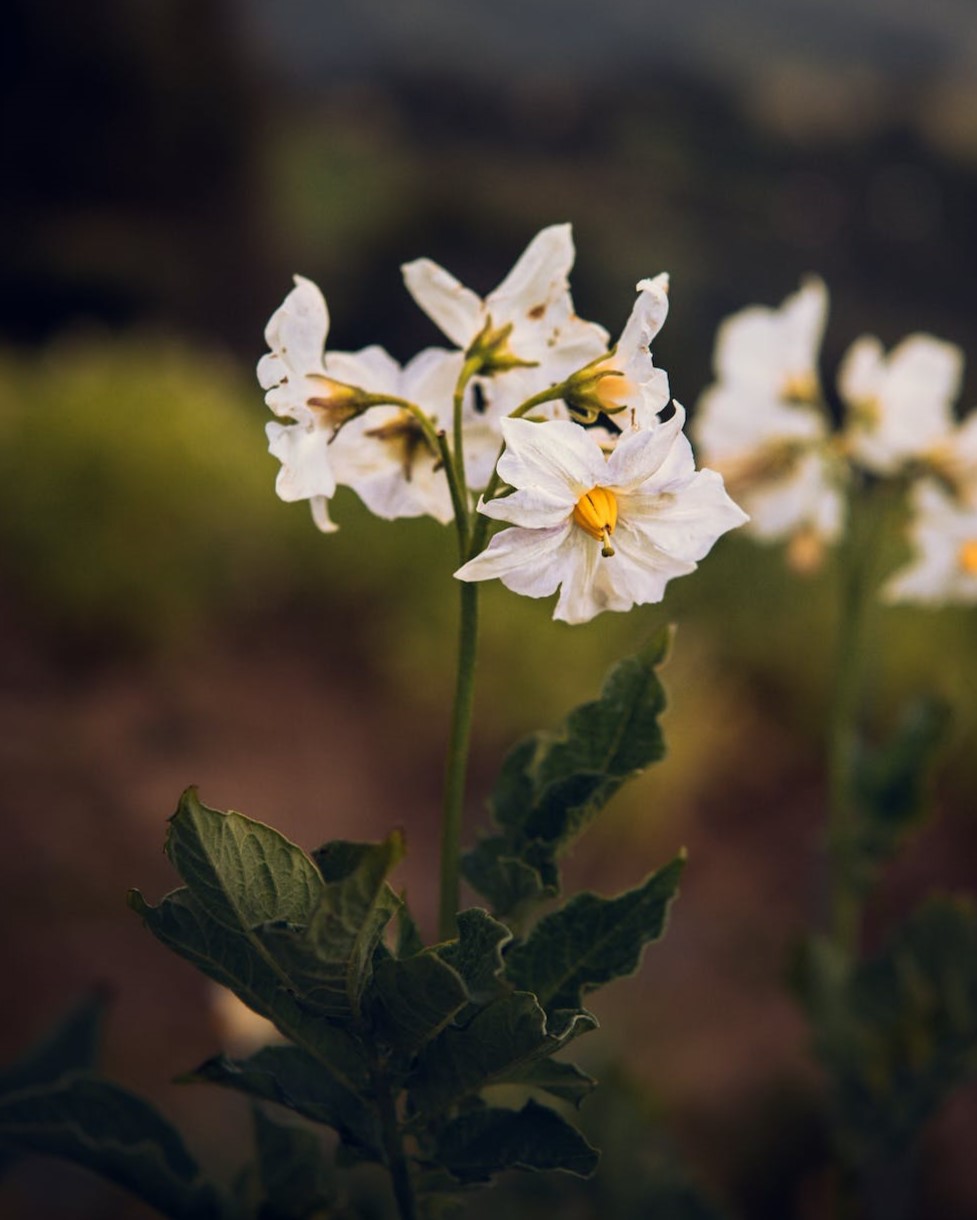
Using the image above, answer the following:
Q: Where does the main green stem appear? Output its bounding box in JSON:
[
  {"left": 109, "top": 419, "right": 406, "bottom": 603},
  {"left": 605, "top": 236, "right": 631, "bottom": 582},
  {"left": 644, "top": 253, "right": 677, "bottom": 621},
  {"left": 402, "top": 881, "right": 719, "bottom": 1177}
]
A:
[
  {"left": 375, "top": 1064, "right": 417, "bottom": 1220},
  {"left": 827, "top": 491, "right": 870, "bottom": 955},
  {"left": 439, "top": 579, "right": 480, "bottom": 940}
]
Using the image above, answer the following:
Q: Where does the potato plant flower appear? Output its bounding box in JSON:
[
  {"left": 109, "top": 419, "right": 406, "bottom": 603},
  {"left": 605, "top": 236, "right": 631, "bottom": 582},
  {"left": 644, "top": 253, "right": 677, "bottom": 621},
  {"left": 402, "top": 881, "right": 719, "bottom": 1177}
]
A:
[
  {"left": 883, "top": 480, "right": 977, "bottom": 605},
  {"left": 455, "top": 410, "right": 747, "bottom": 623}
]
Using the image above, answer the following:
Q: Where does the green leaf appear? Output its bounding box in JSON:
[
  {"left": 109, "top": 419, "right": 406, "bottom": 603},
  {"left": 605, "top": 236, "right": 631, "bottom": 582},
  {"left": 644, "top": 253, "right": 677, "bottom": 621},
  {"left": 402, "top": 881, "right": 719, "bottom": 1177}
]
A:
[
  {"left": 252, "top": 1107, "right": 336, "bottom": 1220},
  {"left": 801, "top": 897, "right": 977, "bottom": 1163},
  {"left": 0, "top": 1072, "right": 223, "bottom": 1219},
  {"left": 372, "top": 952, "right": 469, "bottom": 1054},
  {"left": 0, "top": 992, "right": 104, "bottom": 1096},
  {"left": 435, "top": 1099, "right": 598, "bottom": 1183},
  {"left": 189, "top": 1046, "right": 382, "bottom": 1163},
  {"left": 128, "top": 887, "right": 369, "bottom": 1097},
  {"left": 500, "top": 1058, "right": 597, "bottom": 1107},
  {"left": 409, "top": 992, "right": 596, "bottom": 1116},
  {"left": 437, "top": 909, "right": 512, "bottom": 1006},
  {"left": 309, "top": 834, "right": 405, "bottom": 1017},
  {"left": 395, "top": 901, "right": 425, "bottom": 959},
  {"left": 504, "top": 855, "right": 685, "bottom": 1014},
  {"left": 849, "top": 697, "right": 951, "bottom": 893},
  {"left": 165, "top": 788, "right": 324, "bottom": 932},
  {"left": 463, "top": 636, "right": 670, "bottom": 916}
]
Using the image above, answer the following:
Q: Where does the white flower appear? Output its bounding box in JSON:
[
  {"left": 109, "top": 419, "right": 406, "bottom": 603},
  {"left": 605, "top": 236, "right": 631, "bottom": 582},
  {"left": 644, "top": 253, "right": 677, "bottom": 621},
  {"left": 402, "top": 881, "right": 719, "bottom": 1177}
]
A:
[
  {"left": 925, "top": 411, "right": 977, "bottom": 504},
  {"left": 712, "top": 276, "right": 827, "bottom": 403},
  {"left": 566, "top": 274, "right": 671, "bottom": 430},
  {"left": 455, "top": 411, "right": 747, "bottom": 624},
  {"left": 327, "top": 345, "right": 461, "bottom": 524},
  {"left": 883, "top": 480, "right": 977, "bottom": 605},
  {"left": 259, "top": 276, "right": 355, "bottom": 532},
  {"left": 693, "top": 277, "right": 843, "bottom": 557},
  {"left": 840, "top": 334, "right": 963, "bottom": 474},
  {"left": 401, "top": 223, "right": 608, "bottom": 377}
]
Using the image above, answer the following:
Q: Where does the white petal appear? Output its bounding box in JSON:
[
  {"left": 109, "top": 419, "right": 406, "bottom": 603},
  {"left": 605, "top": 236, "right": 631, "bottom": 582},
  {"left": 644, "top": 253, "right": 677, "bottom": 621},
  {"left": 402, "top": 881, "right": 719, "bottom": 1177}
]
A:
[
  {"left": 309, "top": 496, "right": 338, "bottom": 533},
  {"left": 714, "top": 276, "right": 827, "bottom": 395},
  {"left": 455, "top": 523, "right": 575, "bottom": 598},
  {"left": 263, "top": 276, "right": 330, "bottom": 376},
  {"left": 402, "top": 348, "right": 466, "bottom": 426},
  {"left": 266, "top": 420, "right": 336, "bottom": 501},
  {"left": 324, "top": 345, "right": 402, "bottom": 395},
  {"left": 606, "top": 408, "right": 688, "bottom": 492},
  {"left": 489, "top": 223, "right": 575, "bottom": 317},
  {"left": 497, "top": 417, "right": 605, "bottom": 499},
  {"left": 401, "top": 257, "right": 484, "bottom": 349},
  {"left": 622, "top": 468, "right": 748, "bottom": 562},
  {"left": 476, "top": 485, "right": 576, "bottom": 529}
]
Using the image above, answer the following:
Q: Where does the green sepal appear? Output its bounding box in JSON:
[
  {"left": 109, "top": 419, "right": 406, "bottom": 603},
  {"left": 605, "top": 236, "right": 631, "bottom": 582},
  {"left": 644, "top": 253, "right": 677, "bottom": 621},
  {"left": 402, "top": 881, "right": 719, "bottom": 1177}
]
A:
[
  {"left": 0, "top": 1072, "right": 224, "bottom": 1219},
  {"left": 463, "top": 635, "right": 670, "bottom": 917},
  {"left": 798, "top": 896, "right": 977, "bottom": 1164},
  {"left": 434, "top": 1099, "right": 599, "bottom": 1183},
  {"left": 504, "top": 854, "right": 685, "bottom": 1014},
  {"left": 188, "top": 1045, "right": 382, "bottom": 1164},
  {"left": 251, "top": 1106, "right": 337, "bottom": 1220},
  {"left": 128, "top": 887, "right": 368, "bottom": 1096},
  {"left": 0, "top": 991, "right": 104, "bottom": 1096},
  {"left": 409, "top": 991, "right": 596, "bottom": 1116}
]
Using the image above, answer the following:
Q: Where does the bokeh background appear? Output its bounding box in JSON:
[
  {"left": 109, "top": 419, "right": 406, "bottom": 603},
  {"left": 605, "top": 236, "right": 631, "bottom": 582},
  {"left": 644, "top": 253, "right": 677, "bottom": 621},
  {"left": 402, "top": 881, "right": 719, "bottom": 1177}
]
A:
[{"left": 2, "top": 1, "right": 977, "bottom": 1216}]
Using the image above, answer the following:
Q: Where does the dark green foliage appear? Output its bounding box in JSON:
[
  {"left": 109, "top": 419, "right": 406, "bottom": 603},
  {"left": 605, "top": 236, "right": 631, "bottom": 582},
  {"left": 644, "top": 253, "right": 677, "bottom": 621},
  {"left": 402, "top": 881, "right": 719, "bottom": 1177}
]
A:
[
  {"left": 798, "top": 897, "right": 977, "bottom": 1166},
  {"left": 0, "top": 992, "right": 103, "bottom": 1096},
  {"left": 434, "top": 1100, "right": 599, "bottom": 1183},
  {"left": 847, "top": 697, "right": 951, "bottom": 894},
  {"left": 251, "top": 1107, "right": 337, "bottom": 1220},
  {"left": 462, "top": 631, "right": 671, "bottom": 918},
  {"left": 504, "top": 855, "right": 685, "bottom": 1015}
]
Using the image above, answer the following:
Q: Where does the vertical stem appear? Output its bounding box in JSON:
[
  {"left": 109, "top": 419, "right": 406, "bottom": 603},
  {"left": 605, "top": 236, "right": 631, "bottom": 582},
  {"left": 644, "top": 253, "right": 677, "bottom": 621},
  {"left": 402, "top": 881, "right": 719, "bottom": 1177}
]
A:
[
  {"left": 439, "top": 579, "right": 480, "bottom": 940},
  {"left": 826, "top": 487, "right": 870, "bottom": 954},
  {"left": 374, "top": 1065, "right": 417, "bottom": 1220}
]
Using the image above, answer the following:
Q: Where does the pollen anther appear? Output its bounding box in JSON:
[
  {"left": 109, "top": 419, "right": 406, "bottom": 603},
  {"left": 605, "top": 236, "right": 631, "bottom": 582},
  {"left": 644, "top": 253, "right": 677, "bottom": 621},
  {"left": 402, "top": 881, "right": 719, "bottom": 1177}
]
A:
[{"left": 573, "top": 486, "right": 618, "bottom": 556}]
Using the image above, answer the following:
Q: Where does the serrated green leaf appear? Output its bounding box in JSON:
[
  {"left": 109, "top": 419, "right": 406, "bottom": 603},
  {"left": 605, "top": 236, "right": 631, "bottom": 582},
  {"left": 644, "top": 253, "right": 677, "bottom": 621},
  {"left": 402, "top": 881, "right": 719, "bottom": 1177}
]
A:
[
  {"left": 409, "top": 992, "right": 596, "bottom": 1116},
  {"left": 373, "top": 952, "right": 469, "bottom": 1054},
  {"left": 500, "top": 1058, "right": 597, "bottom": 1107},
  {"left": 803, "top": 897, "right": 977, "bottom": 1163},
  {"left": 0, "top": 1072, "right": 222, "bottom": 1219},
  {"left": 849, "top": 698, "right": 951, "bottom": 894},
  {"left": 190, "top": 1046, "right": 382, "bottom": 1163},
  {"left": 504, "top": 855, "right": 685, "bottom": 1013},
  {"left": 437, "top": 909, "right": 512, "bottom": 1006},
  {"left": 0, "top": 992, "right": 104, "bottom": 1096},
  {"left": 128, "top": 887, "right": 369, "bottom": 1097},
  {"left": 435, "top": 1099, "right": 598, "bottom": 1183},
  {"left": 252, "top": 1106, "right": 336, "bottom": 1220},
  {"left": 166, "top": 788, "right": 324, "bottom": 932},
  {"left": 308, "top": 834, "right": 405, "bottom": 1018},
  {"left": 463, "top": 639, "right": 670, "bottom": 916}
]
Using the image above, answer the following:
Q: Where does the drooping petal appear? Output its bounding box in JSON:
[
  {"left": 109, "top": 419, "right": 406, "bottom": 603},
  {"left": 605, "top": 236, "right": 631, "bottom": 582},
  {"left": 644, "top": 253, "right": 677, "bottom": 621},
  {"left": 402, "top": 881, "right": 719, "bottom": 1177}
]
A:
[
  {"left": 266, "top": 420, "right": 337, "bottom": 501},
  {"left": 401, "top": 257, "right": 484, "bottom": 349},
  {"left": 262, "top": 276, "right": 330, "bottom": 380}
]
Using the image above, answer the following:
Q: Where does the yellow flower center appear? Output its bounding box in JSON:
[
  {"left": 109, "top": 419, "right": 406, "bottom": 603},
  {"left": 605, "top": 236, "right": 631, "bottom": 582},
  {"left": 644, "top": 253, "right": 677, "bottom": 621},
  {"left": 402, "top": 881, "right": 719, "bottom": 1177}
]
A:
[
  {"left": 958, "top": 539, "right": 977, "bottom": 575},
  {"left": 573, "top": 487, "right": 618, "bottom": 557},
  {"left": 781, "top": 371, "right": 820, "bottom": 405}
]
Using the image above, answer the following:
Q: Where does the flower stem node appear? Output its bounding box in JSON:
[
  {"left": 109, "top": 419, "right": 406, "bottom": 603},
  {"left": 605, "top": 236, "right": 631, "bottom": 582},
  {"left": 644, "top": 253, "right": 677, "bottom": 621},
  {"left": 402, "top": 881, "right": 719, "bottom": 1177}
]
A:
[
  {"left": 573, "top": 487, "right": 618, "bottom": 556},
  {"left": 305, "top": 374, "right": 378, "bottom": 434},
  {"left": 466, "top": 317, "right": 539, "bottom": 376}
]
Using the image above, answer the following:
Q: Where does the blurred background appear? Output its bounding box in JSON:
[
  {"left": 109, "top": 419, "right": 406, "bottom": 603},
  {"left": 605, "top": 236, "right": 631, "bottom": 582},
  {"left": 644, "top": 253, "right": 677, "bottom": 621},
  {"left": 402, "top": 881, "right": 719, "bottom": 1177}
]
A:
[{"left": 2, "top": 1, "right": 977, "bottom": 1216}]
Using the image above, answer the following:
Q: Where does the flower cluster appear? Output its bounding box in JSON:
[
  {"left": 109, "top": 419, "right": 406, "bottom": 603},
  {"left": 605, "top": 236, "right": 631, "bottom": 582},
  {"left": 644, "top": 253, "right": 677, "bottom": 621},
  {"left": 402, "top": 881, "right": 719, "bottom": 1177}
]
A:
[
  {"left": 693, "top": 279, "right": 977, "bottom": 603},
  {"left": 259, "top": 225, "right": 746, "bottom": 623}
]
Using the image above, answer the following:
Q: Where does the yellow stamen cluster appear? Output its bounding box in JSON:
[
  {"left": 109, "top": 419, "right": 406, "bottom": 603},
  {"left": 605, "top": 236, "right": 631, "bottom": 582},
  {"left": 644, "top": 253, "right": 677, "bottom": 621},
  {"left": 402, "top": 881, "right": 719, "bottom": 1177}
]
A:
[
  {"left": 573, "top": 487, "right": 618, "bottom": 557},
  {"left": 958, "top": 539, "right": 977, "bottom": 575}
]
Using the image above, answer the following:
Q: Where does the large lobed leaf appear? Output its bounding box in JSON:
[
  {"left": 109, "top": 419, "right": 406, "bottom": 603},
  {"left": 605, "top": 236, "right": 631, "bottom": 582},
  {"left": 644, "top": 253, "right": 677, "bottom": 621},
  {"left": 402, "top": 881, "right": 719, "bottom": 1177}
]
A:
[
  {"left": 462, "top": 633, "right": 671, "bottom": 917},
  {"left": 0, "top": 1073, "right": 223, "bottom": 1219},
  {"left": 504, "top": 854, "right": 685, "bottom": 1014}
]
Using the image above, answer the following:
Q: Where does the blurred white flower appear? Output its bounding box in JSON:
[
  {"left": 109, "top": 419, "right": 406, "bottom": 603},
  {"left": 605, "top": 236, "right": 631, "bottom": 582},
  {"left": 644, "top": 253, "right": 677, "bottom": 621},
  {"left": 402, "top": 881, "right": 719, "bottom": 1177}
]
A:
[
  {"left": 883, "top": 480, "right": 977, "bottom": 605},
  {"left": 693, "top": 278, "right": 843, "bottom": 559},
  {"left": 209, "top": 985, "right": 285, "bottom": 1057},
  {"left": 455, "top": 411, "right": 747, "bottom": 623},
  {"left": 840, "top": 334, "right": 963, "bottom": 474}
]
